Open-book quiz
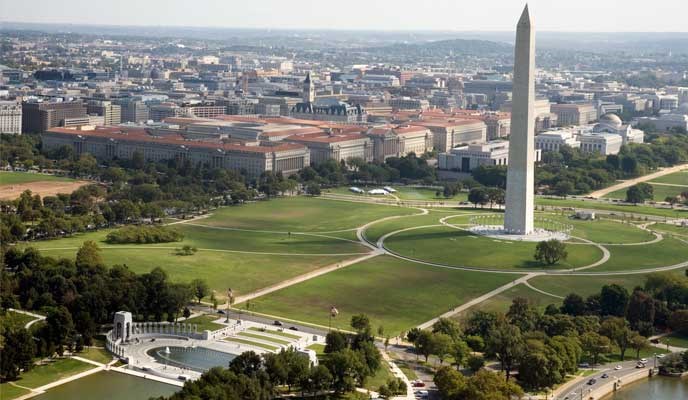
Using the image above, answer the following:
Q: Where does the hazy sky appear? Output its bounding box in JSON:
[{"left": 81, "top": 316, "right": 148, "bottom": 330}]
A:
[{"left": 0, "top": 0, "right": 686, "bottom": 32}]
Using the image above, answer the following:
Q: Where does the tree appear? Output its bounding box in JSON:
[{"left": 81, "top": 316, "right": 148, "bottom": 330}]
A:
[
  {"left": 467, "top": 354, "right": 485, "bottom": 372},
  {"left": 431, "top": 333, "right": 454, "bottom": 365},
  {"left": 486, "top": 321, "right": 525, "bottom": 381},
  {"left": 325, "top": 331, "right": 348, "bottom": 354},
  {"left": 600, "top": 284, "right": 630, "bottom": 317},
  {"left": 453, "top": 340, "right": 471, "bottom": 370},
  {"left": 580, "top": 332, "right": 611, "bottom": 367},
  {"left": 305, "top": 183, "right": 321, "bottom": 196},
  {"left": 304, "top": 365, "right": 332, "bottom": 395},
  {"left": 600, "top": 317, "right": 632, "bottom": 361},
  {"left": 629, "top": 332, "right": 649, "bottom": 360},
  {"left": 626, "top": 183, "right": 653, "bottom": 204},
  {"left": 468, "top": 187, "right": 489, "bottom": 208},
  {"left": 506, "top": 297, "right": 539, "bottom": 332},
  {"left": 432, "top": 318, "right": 462, "bottom": 341},
  {"left": 350, "top": 314, "right": 372, "bottom": 335},
  {"left": 534, "top": 239, "right": 568, "bottom": 266},
  {"left": 75, "top": 240, "right": 104, "bottom": 271},
  {"left": 414, "top": 330, "right": 434, "bottom": 362},
  {"left": 669, "top": 310, "right": 688, "bottom": 334},
  {"left": 0, "top": 328, "right": 36, "bottom": 381},
  {"left": 190, "top": 279, "right": 210, "bottom": 303},
  {"left": 434, "top": 366, "right": 468, "bottom": 399},
  {"left": 229, "top": 351, "right": 263, "bottom": 376},
  {"left": 561, "top": 293, "right": 586, "bottom": 316},
  {"left": 554, "top": 181, "right": 575, "bottom": 198}
]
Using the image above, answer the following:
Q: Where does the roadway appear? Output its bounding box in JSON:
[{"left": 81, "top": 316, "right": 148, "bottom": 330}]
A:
[{"left": 552, "top": 357, "right": 660, "bottom": 400}]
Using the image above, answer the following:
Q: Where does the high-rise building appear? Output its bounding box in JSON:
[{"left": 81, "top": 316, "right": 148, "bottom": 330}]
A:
[
  {"left": 114, "top": 99, "right": 150, "bottom": 123},
  {"left": 22, "top": 100, "right": 88, "bottom": 133},
  {"left": 87, "top": 100, "right": 121, "bottom": 126},
  {"left": 0, "top": 101, "right": 22, "bottom": 134}
]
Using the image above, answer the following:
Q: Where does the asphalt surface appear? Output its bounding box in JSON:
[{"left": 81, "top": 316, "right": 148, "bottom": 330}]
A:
[{"left": 553, "top": 357, "right": 659, "bottom": 400}]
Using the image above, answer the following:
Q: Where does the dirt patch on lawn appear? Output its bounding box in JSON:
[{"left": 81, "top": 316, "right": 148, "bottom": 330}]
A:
[{"left": 0, "top": 180, "right": 91, "bottom": 200}]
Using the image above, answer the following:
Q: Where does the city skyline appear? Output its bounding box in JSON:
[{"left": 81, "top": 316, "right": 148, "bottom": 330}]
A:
[{"left": 0, "top": 0, "right": 686, "bottom": 33}]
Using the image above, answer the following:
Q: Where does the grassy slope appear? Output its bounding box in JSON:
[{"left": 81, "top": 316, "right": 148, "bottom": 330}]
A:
[
  {"left": 76, "top": 348, "right": 113, "bottom": 365},
  {"left": 605, "top": 183, "right": 688, "bottom": 202},
  {"left": 12, "top": 358, "right": 95, "bottom": 389},
  {"left": 535, "top": 197, "right": 687, "bottom": 219},
  {"left": 649, "top": 170, "right": 688, "bottom": 185},
  {"left": 595, "top": 237, "right": 688, "bottom": 272},
  {"left": 245, "top": 255, "right": 517, "bottom": 336},
  {"left": 384, "top": 226, "right": 603, "bottom": 271},
  {"left": 182, "top": 315, "right": 226, "bottom": 331},
  {"left": 201, "top": 197, "right": 416, "bottom": 232},
  {"left": 453, "top": 284, "right": 560, "bottom": 319},
  {"left": 0, "top": 171, "right": 73, "bottom": 186},
  {"left": 528, "top": 269, "right": 686, "bottom": 298},
  {"left": 35, "top": 247, "right": 349, "bottom": 298}
]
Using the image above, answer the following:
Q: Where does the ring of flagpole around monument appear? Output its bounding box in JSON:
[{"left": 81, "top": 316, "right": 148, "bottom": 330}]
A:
[{"left": 467, "top": 214, "right": 573, "bottom": 242}]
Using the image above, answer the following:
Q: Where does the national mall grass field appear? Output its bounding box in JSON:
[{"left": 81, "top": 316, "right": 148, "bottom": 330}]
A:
[{"left": 25, "top": 195, "right": 688, "bottom": 334}]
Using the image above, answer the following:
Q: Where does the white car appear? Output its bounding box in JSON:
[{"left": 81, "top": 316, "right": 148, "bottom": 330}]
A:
[
  {"left": 640, "top": 358, "right": 648, "bottom": 363},
  {"left": 657, "top": 354, "right": 666, "bottom": 359},
  {"left": 614, "top": 365, "right": 622, "bottom": 370}
]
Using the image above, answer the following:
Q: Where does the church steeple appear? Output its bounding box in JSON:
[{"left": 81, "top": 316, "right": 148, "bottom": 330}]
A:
[{"left": 303, "top": 72, "right": 315, "bottom": 103}]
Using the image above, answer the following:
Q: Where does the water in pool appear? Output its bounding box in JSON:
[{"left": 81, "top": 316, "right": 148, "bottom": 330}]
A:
[
  {"left": 148, "top": 346, "right": 237, "bottom": 372},
  {"left": 34, "top": 371, "right": 178, "bottom": 400}
]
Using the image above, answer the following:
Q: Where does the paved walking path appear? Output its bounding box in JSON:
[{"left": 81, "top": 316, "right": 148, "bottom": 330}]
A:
[
  {"left": 9, "top": 308, "right": 46, "bottom": 329},
  {"left": 588, "top": 163, "right": 688, "bottom": 198},
  {"left": 417, "top": 273, "right": 539, "bottom": 329}
]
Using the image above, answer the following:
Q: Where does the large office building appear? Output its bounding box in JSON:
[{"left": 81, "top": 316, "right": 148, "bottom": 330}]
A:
[
  {"left": 535, "top": 129, "right": 581, "bottom": 151},
  {"left": 285, "top": 130, "right": 373, "bottom": 164},
  {"left": 87, "top": 100, "right": 121, "bottom": 126},
  {"left": 43, "top": 126, "right": 309, "bottom": 178},
  {"left": 551, "top": 103, "right": 598, "bottom": 126},
  {"left": 114, "top": 99, "right": 150, "bottom": 123},
  {"left": 22, "top": 100, "right": 88, "bottom": 133},
  {"left": 0, "top": 101, "right": 22, "bottom": 134},
  {"left": 438, "top": 140, "right": 541, "bottom": 172},
  {"left": 291, "top": 73, "right": 367, "bottom": 123},
  {"left": 409, "top": 119, "right": 486, "bottom": 152},
  {"left": 365, "top": 125, "right": 433, "bottom": 162},
  {"left": 579, "top": 133, "right": 622, "bottom": 155}
]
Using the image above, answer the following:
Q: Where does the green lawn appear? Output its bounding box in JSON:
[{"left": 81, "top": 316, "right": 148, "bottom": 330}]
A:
[
  {"left": 33, "top": 247, "right": 350, "bottom": 300},
  {"left": 546, "top": 216, "right": 655, "bottom": 244},
  {"left": 0, "top": 171, "right": 74, "bottom": 186},
  {"left": 0, "top": 310, "right": 39, "bottom": 329},
  {"left": 0, "top": 383, "right": 31, "bottom": 400},
  {"left": 237, "top": 332, "right": 292, "bottom": 345},
  {"left": 649, "top": 170, "right": 688, "bottom": 186},
  {"left": 327, "top": 185, "right": 469, "bottom": 203},
  {"left": 605, "top": 183, "right": 688, "bottom": 202},
  {"left": 660, "top": 333, "right": 688, "bottom": 349},
  {"left": 182, "top": 314, "right": 225, "bottom": 331},
  {"left": 224, "top": 337, "right": 279, "bottom": 351},
  {"left": 244, "top": 255, "right": 517, "bottom": 336},
  {"left": 26, "top": 223, "right": 367, "bottom": 255},
  {"left": 535, "top": 197, "right": 687, "bottom": 219},
  {"left": 364, "top": 364, "right": 393, "bottom": 391},
  {"left": 200, "top": 197, "right": 416, "bottom": 232},
  {"left": 247, "top": 327, "right": 300, "bottom": 339},
  {"left": 306, "top": 343, "right": 326, "bottom": 355},
  {"left": 595, "top": 237, "right": 688, "bottom": 272},
  {"left": 454, "top": 284, "right": 560, "bottom": 319},
  {"left": 652, "top": 223, "right": 688, "bottom": 237},
  {"left": 12, "top": 358, "right": 95, "bottom": 389},
  {"left": 76, "top": 347, "right": 113, "bottom": 364},
  {"left": 384, "top": 226, "right": 603, "bottom": 271}
]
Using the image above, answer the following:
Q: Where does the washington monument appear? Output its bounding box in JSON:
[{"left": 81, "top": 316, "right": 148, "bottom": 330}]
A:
[{"left": 504, "top": 4, "right": 535, "bottom": 235}]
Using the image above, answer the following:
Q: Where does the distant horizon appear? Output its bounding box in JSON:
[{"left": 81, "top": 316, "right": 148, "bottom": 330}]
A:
[
  {"left": 3, "top": 20, "right": 688, "bottom": 35},
  {"left": 0, "top": 0, "right": 686, "bottom": 33}
]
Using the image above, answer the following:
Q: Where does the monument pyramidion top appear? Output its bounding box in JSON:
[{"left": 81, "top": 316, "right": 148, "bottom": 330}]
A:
[{"left": 518, "top": 4, "right": 533, "bottom": 27}]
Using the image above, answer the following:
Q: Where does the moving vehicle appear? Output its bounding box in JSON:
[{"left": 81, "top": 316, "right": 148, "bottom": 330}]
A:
[
  {"left": 601, "top": 373, "right": 609, "bottom": 379},
  {"left": 349, "top": 187, "right": 364, "bottom": 194},
  {"left": 587, "top": 378, "right": 597, "bottom": 385},
  {"left": 614, "top": 365, "right": 622, "bottom": 370},
  {"left": 273, "top": 320, "right": 283, "bottom": 326}
]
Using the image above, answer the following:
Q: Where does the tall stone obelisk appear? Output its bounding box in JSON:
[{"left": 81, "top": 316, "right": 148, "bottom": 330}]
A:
[{"left": 504, "top": 4, "right": 535, "bottom": 235}]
